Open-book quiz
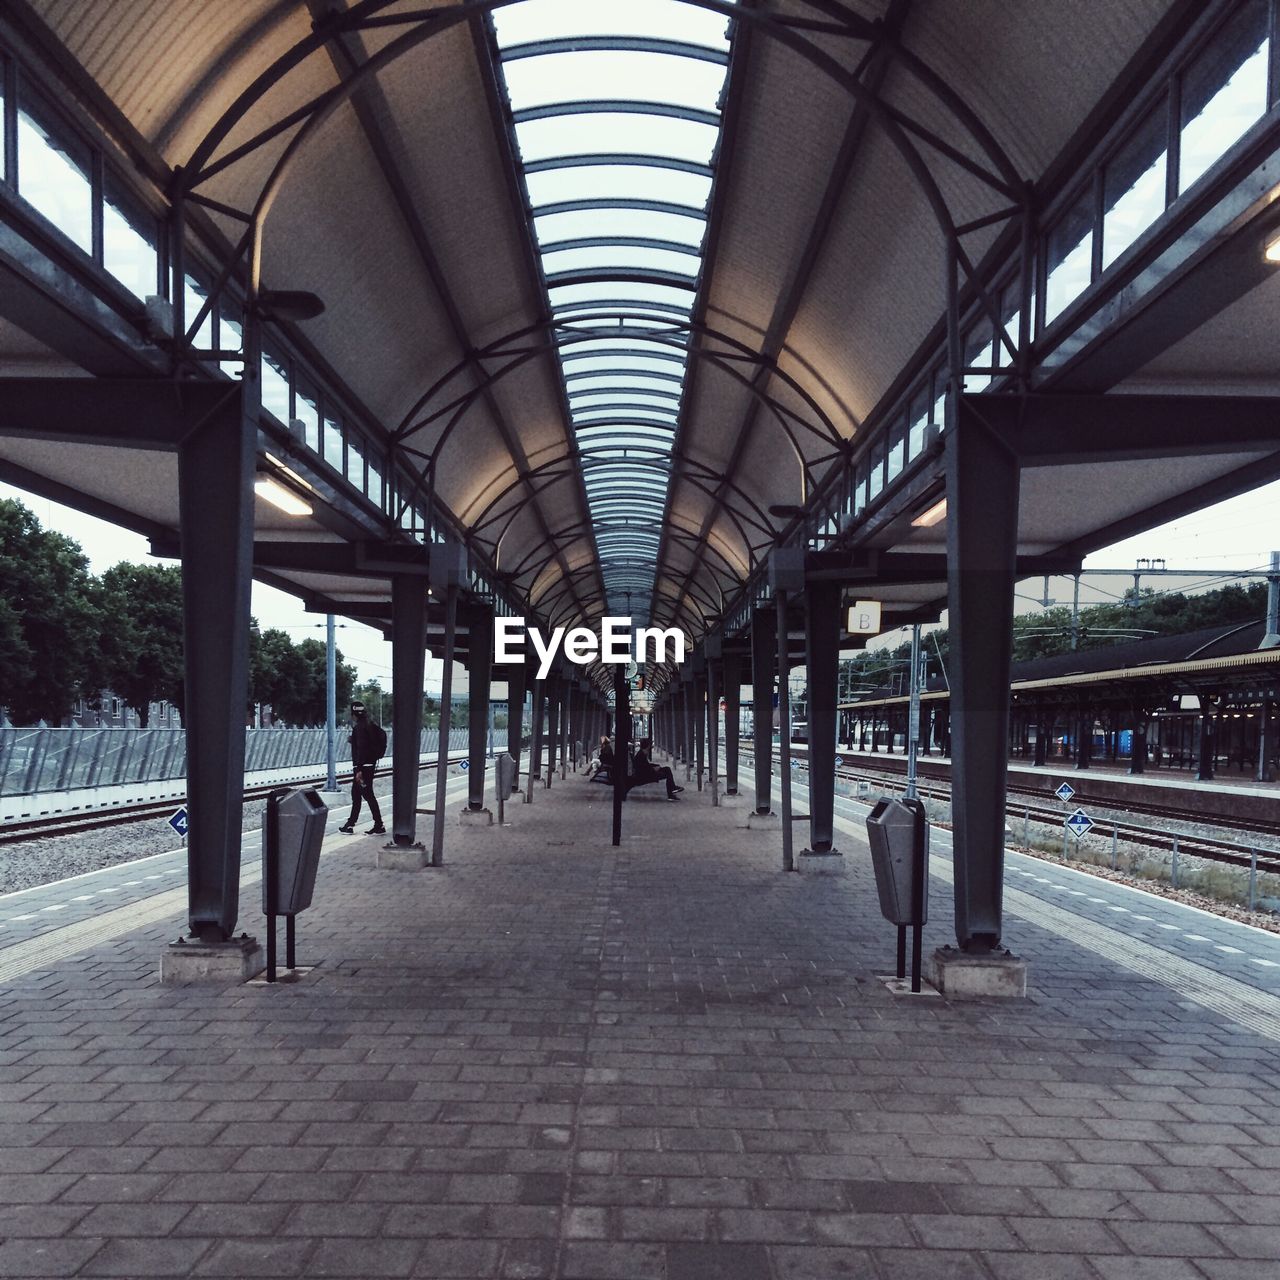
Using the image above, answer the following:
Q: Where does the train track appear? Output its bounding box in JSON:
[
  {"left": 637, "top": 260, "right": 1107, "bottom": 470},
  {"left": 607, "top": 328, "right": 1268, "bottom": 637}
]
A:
[
  {"left": 737, "top": 747, "right": 1280, "bottom": 879},
  {"left": 0, "top": 755, "right": 468, "bottom": 846}
]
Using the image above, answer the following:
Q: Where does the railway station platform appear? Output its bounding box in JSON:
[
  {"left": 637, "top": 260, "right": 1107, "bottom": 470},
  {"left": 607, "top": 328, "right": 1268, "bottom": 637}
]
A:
[{"left": 2, "top": 769, "right": 1280, "bottom": 1279}]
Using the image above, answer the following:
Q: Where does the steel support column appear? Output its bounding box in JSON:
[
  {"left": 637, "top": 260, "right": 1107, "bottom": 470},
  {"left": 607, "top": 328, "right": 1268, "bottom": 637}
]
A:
[
  {"left": 694, "top": 672, "right": 705, "bottom": 791},
  {"left": 390, "top": 574, "right": 428, "bottom": 847},
  {"left": 179, "top": 384, "right": 254, "bottom": 941},
  {"left": 431, "top": 583, "right": 457, "bottom": 866},
  {"left": 526, "top": 678, "right": 545, "bottom": 801},
  {"left": 751, "top": 607, "right": 775, "bottom": 814},
  {"left": 612, "top": 665, "right": 629, "bottom": 846},
  {"left": 776, "top": 591, "right": 794, "bottom": 873},
  {"left": 945, "top": 401, "right": 1020, "bottom": 952},
  {"left": 707, "top": 657, "right": 719, "bottom": 804},
  {"left": 682, "top": 677, "right": 696, "bottom": 782},
  {"left": 545, "top": 675, "right": 560, "bottom": 789},
  {"left": 723, "top": 654, "right": 741, "bottom": 794},
  {"left": 804, "top": 581, "right": 841, "bottom": 855},
  {"left": 505, "top": 663, "right": 526, "bottom": 787},
  {"left": 467, "top": 607, "right": 493, "bottom": 810}
]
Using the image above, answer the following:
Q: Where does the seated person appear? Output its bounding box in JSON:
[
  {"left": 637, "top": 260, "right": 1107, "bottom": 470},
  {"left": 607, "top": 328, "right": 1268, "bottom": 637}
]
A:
[
  {"left": 630, "top": 737, "right": 683, "bottom": 799},
  {"left": 589, "top": 735, "right": 614, "bottom": 782}
]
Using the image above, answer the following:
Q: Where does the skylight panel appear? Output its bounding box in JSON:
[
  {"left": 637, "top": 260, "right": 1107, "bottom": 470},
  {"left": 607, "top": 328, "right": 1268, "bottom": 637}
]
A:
[
  {"left": 541, "top": 244, "right": 701, "bottom": 278},
  {"left": 516, "top": 113, "right": 720, "bottom": 166},
  {"left": 536, "top": 207, "right": 706, "bottom": 247},
  {"left": 502, "top": 51, "right": 727, "bottom": 114},
  {"left": 492, "top": 1, "right": 733, "bottom": 629},
  {"left": 493, "top": 0, "right": 730, "bottom": 51},
  {"left": 526, "top": 163, "right": 713, "bottom": 210},
  {"left": 549, "top": 280, "right": 695, "bottom": 309}
]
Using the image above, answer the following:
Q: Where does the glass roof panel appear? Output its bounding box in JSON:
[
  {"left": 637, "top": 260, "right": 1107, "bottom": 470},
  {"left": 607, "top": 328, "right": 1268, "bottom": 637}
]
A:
[
  {"left": 526, "top": 163, "right": 711, "bottom": 210},
  {"left": 569, "top": 372, "right": 681, "bottom": 394},
  {"left": 516, "top": 114, "right": 719, "bottom": 166},
  {"left": 548, "top": 280, "right": 694, "bottom": 309},
  {"left": 501, "top": 52, "right": 727, "bottom": 114},
  {"left": 561, "top": 354, "right": 685, "bottom": 376},
  {"left": 493, "top": 0, "right": 730, "bottom": 50},
  {"left": 535, "top": 208, "right": 705, "bottom": 247},
  {"left": 494, "top": 0, "right": 732, "bottom": 628},
  {"left": 541, "top": 244, "right": 700, "bottom": 278}
]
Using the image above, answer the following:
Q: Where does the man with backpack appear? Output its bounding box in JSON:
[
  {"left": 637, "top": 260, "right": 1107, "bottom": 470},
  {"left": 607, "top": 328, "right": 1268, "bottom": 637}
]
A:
[{"left": 338, "top": 700, "right": 387, "bottom": 834}]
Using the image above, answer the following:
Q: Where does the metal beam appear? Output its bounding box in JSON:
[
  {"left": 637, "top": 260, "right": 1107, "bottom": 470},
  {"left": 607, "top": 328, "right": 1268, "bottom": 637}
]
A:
[
  {"left": 972, "top": 392, "right": 1280, "bottom": 463},
  {"left": 0, "top": 377, "right": 235, "bottom": 448}
]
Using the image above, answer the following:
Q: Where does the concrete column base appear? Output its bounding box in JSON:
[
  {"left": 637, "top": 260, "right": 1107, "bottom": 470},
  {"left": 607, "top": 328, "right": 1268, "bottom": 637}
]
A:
[
  {"left": 160, "top": 935, "right": 262, "bottom": 984},
  {"left": 460, "top": 808, "right": 493, "bottom": 828},
  {"left": 377, "top": 841, "right": 427, "bottom": 870},
  {"left": 718, "top": 793, "right": 744, "bottom": 808},
  {"left": 746, "top": 810, "right": 779, "bottom": 829},
  {"left": 927, "top": 946, "right": 1027, "bottom": 998}
]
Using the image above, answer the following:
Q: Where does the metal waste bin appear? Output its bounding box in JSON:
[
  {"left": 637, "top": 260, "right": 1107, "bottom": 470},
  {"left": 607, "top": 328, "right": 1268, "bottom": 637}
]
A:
[
  {"left": 262, "top": 787, "right": 327, "bottom": 982},
  {"left": 866, "top": 795, "right": 930, "bottom": 991},
  {"left": 495, "top": 753, "right": 517, "bottom": 824},
  {"left": 262, "top": 787, "right": 328, "bottom": 915},
  {"left": 495, "top": 753, "right": 517, "bottom": 800},
  {"left": 865, "top": 796, "right": 929, "bottom": 925}
]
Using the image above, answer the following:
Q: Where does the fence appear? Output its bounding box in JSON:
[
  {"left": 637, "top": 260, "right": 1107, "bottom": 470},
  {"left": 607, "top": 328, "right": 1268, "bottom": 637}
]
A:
[{"left": 0, "top": 726, "right": 473, "bottom": 798}]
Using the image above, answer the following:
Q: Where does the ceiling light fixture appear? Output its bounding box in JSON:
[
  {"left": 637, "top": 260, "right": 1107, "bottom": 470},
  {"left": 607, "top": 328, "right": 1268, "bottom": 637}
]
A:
[
  {"left": 911, "top": 497, "right": 948, "bottom": 528},
  {"left": 1266, "top": 232, "right": 1280, "bottom": 263},
  {"left": 254, "top": 472, "right": 312, "bottom": 516}
]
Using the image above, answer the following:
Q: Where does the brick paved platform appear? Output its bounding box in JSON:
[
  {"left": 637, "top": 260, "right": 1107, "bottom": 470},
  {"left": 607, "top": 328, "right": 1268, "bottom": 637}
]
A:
[{"left": 2, "top": 773, "right": 1280, "bottom": 1279}]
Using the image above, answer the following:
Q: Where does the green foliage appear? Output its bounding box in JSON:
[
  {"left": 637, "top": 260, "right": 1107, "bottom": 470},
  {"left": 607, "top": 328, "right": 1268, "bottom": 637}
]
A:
[
  {"left": 0, "top": 500, "right": 104, "bottom": 724},
  {"left": 98, "top": 563, "right": 184, "bottom": 726},
  {"left": 251, "top": 626, "right": 356, "bottom": 726}
]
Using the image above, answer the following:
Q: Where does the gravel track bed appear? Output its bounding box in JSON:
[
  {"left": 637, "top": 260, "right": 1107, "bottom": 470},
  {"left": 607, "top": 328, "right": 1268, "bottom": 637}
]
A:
[{"left": 0, "top": 798, "right": 277, "bottom": 896}]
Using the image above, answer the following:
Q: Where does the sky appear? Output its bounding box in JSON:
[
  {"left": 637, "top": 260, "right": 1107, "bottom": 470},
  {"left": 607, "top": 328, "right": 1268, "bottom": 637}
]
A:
[{"left": 5, "top": 473, "right": 1279, "bottom": 691}]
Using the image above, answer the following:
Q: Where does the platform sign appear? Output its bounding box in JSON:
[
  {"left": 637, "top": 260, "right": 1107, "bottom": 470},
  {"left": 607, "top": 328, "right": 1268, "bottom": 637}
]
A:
[
  {"left": 458, "top": 759, "right": 469, "bottom": 772},
  {"left": 1064, "top": 808, "right": 1094, "bottom": 840},
  {"left": 1054, "top": 782, "right": 1076, "bottom": 803},
  {"left": 834, "top": 756, "right": 844, "bottom": 767},
  {"left": 168, "top": 807, "right": 188, "bottom": 840}
]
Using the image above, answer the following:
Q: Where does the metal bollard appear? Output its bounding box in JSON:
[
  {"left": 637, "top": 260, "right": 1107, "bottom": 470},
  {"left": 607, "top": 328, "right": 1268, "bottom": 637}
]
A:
[
  {"left": 1111, "top": 825, "right": 1118, "bottom": 871},
  {"left": 1249, "top": 847, "right": 1258, "bottom": 912},
  {"left": 1171, "top": 835, "right": 1179, "bottom": 888},
  {"left": 1023, "top": 808, "right": 1030, "bottom": 850}
]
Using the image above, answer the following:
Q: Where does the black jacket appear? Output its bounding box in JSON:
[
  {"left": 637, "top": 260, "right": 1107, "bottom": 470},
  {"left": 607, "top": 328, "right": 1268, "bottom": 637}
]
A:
[{"left": 349, "top": 717, "right": 383, "bottom": 766}]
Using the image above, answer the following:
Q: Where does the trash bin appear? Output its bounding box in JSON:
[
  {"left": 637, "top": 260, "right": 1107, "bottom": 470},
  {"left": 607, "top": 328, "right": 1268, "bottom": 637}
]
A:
[
  {"left": 495, "top": 753, "right": 517, "bottom": 824},
  {"left": 262, "top": 787, "right": 328, "bottom": 916},
  {"left": 865, "top": 796, "right": 929, "bottom": 926},
  {"left": 495, "top": 753, "right": 517, "bottom": 800}
]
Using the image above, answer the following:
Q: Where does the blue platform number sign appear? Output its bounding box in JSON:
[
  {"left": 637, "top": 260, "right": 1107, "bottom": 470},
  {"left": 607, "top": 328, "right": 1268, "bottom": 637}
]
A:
[
  {"left": 168, "top": 807, "right": 189, "bottom": 840},
  {"left": 1054, "top": 781, "right": 1076, "bottom": 803},
  {"left": 834, "top": 756, "right": 844, "bottom": 767},
  {"left": 1064, "top": 808, "right": 1094, "bottom": 840},
  {"left": 459, "top": 760, "right": 470, "bottom": 772}
]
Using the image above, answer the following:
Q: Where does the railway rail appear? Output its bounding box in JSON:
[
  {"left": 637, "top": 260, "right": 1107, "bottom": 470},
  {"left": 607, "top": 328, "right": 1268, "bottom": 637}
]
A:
[
  {"left": 737, "top": 746, "right": 1280, "bottom": 881},
  {"left": 0, "top": 754, "right": 470, "bottom": 846}
]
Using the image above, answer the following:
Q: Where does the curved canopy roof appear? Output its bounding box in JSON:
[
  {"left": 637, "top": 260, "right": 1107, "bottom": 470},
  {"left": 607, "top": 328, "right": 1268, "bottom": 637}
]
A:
[{"left": 9, "top": 0, "right": 1226, "bottom": 685}]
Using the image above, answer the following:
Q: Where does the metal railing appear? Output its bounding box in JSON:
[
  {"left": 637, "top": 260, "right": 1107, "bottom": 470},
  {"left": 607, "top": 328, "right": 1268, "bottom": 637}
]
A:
[{"left": 0, "top": 726, "right": 472, "bottom": 798}]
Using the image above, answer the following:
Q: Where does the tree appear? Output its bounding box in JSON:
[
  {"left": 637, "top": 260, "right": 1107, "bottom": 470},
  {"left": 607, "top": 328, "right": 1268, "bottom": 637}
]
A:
[
  {"left": 98, "top": 563, "right": 184, "bottom": 726},
  {"left": 0, "top": 500, "right": 103, "bottom": 724},
  {"left": 249, "top": 625, "right": 359, "bottom": 726}
]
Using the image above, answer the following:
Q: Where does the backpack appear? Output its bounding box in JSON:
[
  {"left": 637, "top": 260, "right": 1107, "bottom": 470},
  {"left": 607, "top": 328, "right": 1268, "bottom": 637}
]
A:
[{"left": 370, "top": 723, "right": 388, "bottom": 760}]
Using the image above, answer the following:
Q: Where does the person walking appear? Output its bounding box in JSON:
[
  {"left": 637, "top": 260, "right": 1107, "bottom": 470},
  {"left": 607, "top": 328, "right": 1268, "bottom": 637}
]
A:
[
  {"left": 631, "top": 737, "right": 683, "bottom": 799},
  {"left": 338, "top": 700, "right": 387, "bottom": 834}
]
